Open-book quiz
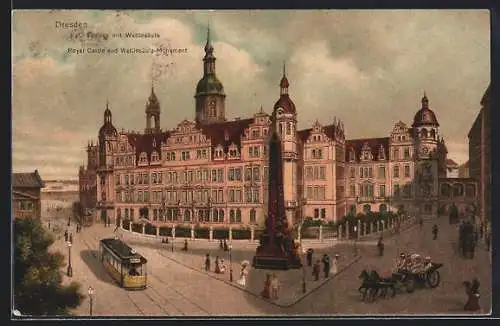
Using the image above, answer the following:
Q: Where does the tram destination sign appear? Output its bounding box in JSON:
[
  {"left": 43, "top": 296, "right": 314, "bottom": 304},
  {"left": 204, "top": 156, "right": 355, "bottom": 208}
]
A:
[{"left": 130, "top": 258, "right": 141, "bottom": 263}]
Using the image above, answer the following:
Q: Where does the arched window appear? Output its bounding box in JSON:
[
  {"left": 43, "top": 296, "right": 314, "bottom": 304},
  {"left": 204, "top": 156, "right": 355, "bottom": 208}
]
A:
[
  {"left": 349, "top": 205, "right": 356, "bottom": 215},
  {"left": 393, "top": 165, "right": 400, "bottom": 178},
  {"left": 219, "top": 209, "right": 224, "bottom": 222},
  {"left": 230, "top": 209, "right": 235, "bottom": 223},
  {"left": 363, "top": 204, "right": 371, "bottom": 213},
  {"left": 453, "top": 184, "right": 464, "bottom": 197},
  {"left": 212, "top": 208, "right": 218, "bottom": 222},
  {"left": 236, "top": 209, "right": 242, "bottom": 223},
  {"left": 430, "top": 129, "right": 436, "bottom": 139},
  {"left": 421, "top": 128, "right": 428, "bottom": 138},
  {"left": 249, "top": 209, "right": 256, "bottom": 224},
  {"left": 286, "top": 122, "right": 292, "bottom": 135},
  {"left": 184, "top": 209, "right": 191, "bottom": 222},
  {"left": 198, "top": 209, "right": 204, "bottom": 222},
  {"left": 379, "top": 204, "right": 387, "bottom": 213},
  {"left": 116, "top": 208, "right": 122, "bottom": 218}
]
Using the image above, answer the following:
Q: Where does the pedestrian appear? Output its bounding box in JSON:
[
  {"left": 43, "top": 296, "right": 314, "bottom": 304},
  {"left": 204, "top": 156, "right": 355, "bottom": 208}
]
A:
[
  {"left": 261, "top": 273, "right": 271, "bottom": 299},
  {"left": 479, "top": 223, "right": 484, "bottom": 240},
  {"left": 219, "top": 258, "right": 226, "bottom": 274},
  {"left": 165, "top": 237, "right": 169, "bottom": 244},
  {"left": 432, "top": 224, "right": 439, "bottom": 240},
  {"left": 219, "top": 239, "right": 224, "bottom": 250},
  {"left": 215, "top": 256, "right": 221, "bottom": 274},
  {"left": 204, "top": 253, "right": 211, "bottom": 271},
  {"left": 463, "top": 278, "right": 480, "bottom": 311},
  {"left": 64, "top": 230, "right": 68, "bottom": 242},
  {"left": 322, "top": 254, "right": 330, "bottom": 278},
  {"left": 377, "top": 236, "right": 385, "bottom": 256},
  {"left": 306, "top": 248, "right": 314, "bottom": 266},
  {"left": 69, "top": 233, "right": 73, "bottom": 244},
  {"left": 419, "top": 217, "right": 423, "bottom": 228},
  {"left": 183, "top": 239, "right": 188, "bottom": 251},
  {"left": 331, "top": 254, "right": 339, "bottom": 275},
  {"left": 113, "top": 224, "right": 119, "bottom": 233},
  {"left": 48, "top": 221, "right": 51, "bottom": 230},
  {"left": 270, "top": 273, "right": 280, "bottom": 300},
  {"left": 312, "top": 260, "right": 320, "bottom": 281},
  {"left": 236, "top": 263, "right": 249, "bottom": 287},
  {"left": 223, "top": 239, "right": 229, "bottom": 251}
]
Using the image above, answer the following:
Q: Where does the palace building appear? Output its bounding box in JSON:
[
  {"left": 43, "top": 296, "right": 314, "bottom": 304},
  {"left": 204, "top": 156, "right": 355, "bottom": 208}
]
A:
[{"left": 79, "top": 29, "right": 476, "bottom": 229}]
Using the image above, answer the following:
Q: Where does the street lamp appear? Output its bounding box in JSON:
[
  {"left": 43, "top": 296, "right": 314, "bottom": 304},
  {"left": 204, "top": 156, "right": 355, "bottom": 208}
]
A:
[
  {"left": 88, "top": 286, "right": 95, "bottom": 316},
  {"left": 228, "top": 244, "right": 233, "bottom": 282},
  {"left": 301, "top": 246, "right": 307, "bottom": 293},
  {"left": 66, "top": 241, "right": 73, "bottom": 277}
]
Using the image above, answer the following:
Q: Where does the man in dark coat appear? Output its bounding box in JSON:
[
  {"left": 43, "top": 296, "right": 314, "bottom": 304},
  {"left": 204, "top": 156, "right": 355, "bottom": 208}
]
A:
[
  {"left": 377, "top": 236, "right": 385, "bottom": 256},
  {"left": 64, "top": 230, "right": 69, "bottom": 242},
  {"left": 322, "top": 254, "right": 330, "bottom": 278},
  {"left": 432, "top": 224, "right": 439, "bottom": 240},
  {"left": 312, "top": 260, "right": 320, "bottom": 281},
  {"left": 205, "top": 253, "right": 211, "bottom": 271},
  {"left": 306, "top": 248, "right": 314, "bottom": 266}
]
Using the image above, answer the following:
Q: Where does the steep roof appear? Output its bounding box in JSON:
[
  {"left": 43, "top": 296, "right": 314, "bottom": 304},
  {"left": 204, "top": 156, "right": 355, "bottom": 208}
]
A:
[
  {"left": 345, "top": 137, "right": 390, "bottom": 162},
  {"left": 127, "top": 131, "right": 171, "bottom": 164},
  {"left": 297, "top": 123, "right": 345, "bottom": 143},
  {"left": 197, "top": 118, "right": 254, "bottom": 152},
  {"left": 12, "top": 170, "right": 45, "bottom": 188}
]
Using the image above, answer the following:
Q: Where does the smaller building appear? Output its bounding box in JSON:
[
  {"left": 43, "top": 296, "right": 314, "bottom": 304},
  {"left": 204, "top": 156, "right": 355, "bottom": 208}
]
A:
[
  {"left": 445, "top": 158, "right": 460, "bottom": 178},
  {"left": 12, "top": 170, "right": 45, "bottom": 219},
  {"left": 458, "top": 160, "right": 469, "bottom": 178}
]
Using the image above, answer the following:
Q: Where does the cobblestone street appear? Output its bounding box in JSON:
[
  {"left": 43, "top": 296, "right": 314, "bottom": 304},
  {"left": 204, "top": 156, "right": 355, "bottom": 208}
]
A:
[{"left": 45, "top": 213, "right": 491, "bottom": 316}]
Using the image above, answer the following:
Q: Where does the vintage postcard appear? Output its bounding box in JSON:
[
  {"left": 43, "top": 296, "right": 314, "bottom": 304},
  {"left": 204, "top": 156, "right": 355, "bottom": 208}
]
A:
[{"left": 12, "top": 9, "right": 491, "bottom": 317}]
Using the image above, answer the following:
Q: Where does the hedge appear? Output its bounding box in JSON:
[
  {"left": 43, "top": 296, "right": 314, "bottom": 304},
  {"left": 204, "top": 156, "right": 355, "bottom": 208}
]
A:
[
  {"left": 131, "top": 223, "right": 142, "bottom": 233},
  {"left": 174, "top": 227, "right": 192, "bottom": 238},
  {"left": 145, "top": 223, "right": 156, "bottom": 235},
  {"left": 195, "top": 227, "right": 210, "bottom": 239},
  {"left": 159, "top": 227, "right": 172, "bottom": 236},
  {"left": 213, "top": 229, "right": 230, "bottom": 239},
  {"left": 232, "top": 228, "right": 251, "bottom": 240}
]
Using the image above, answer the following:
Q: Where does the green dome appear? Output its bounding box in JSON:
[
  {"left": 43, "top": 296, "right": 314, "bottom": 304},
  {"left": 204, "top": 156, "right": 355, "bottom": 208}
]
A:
[{"left": 195, "top": 74, "right": 225, "bottom": 95}]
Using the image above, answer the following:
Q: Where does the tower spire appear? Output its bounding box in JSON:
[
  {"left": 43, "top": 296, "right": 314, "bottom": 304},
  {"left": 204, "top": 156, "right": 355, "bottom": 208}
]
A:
[
  {"left": 283, "top": 60, "right": 286, "bottom": 77},
  {"left": 280, "top": 60, "right": 289, "bottom": 96},
  {"left": 204, "top": 22, "right": 213, "bottom": 54},
  {"left": 422, "top": 91, "right": 429, "bottom": 109}
]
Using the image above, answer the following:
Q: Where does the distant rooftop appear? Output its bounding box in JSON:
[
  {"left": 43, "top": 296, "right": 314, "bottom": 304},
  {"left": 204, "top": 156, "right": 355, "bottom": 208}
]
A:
[{"left": 12, "top": 170, "right": 45, "bottom": 188}]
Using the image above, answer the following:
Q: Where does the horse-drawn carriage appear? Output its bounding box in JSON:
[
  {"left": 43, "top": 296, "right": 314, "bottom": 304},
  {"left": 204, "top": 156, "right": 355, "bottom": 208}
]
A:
[{"left": 359, "top": 253, "right": 443, "bottom": 302}]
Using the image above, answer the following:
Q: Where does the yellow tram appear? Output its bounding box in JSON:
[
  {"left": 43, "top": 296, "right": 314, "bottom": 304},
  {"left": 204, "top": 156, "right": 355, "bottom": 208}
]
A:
[{"left": 99, "top": 237, "right": 148, "bottom": 290}]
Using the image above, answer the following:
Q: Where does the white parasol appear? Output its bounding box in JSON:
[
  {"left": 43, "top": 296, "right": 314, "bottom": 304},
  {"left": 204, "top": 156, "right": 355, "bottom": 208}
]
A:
[{"left": 241, "top": 260, "right": 250, "bottom": 267}]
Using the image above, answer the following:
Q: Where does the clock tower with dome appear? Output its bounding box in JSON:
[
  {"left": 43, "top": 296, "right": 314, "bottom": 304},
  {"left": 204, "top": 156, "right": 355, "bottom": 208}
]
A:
[
  {"left": 412, "top": 93, "right": 441, "bottom": 217},
  {"left": 194, "top": 26, "right": 226, "bottom": 124}
]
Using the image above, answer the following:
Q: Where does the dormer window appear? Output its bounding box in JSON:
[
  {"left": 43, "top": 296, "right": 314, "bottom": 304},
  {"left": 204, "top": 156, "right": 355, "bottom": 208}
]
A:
[
  {"left": 228, "top": 144, "right": 239, "bottom": 158},
  {"left": 251, "top": 129, "right": 260, "bottom": 139},
  {"left": 349, "top": 149, "right": 355, "bottom": 162},
  {"left": 139, "top": 152, "right": 148, "bottom": 164},
  {"left": 151, "top": 151, "right": 159, "bottom": 162},
  {"left": 361, "top": 143, "right": 372, "bottom": 161},
  {"left": 214, "top": 145, "right": 224, "bottom": 159},
  {"left": 378, "top": 146, "right": 386, "bottom": 160}
]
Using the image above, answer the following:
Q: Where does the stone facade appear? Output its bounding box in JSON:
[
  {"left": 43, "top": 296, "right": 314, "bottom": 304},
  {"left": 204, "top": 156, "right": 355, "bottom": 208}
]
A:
[
  {"left": 79, "top": 31, "right": 456, "bottom": 229},
  {"left": 468, "top": 85, "right": 491, "bottom": 224}
]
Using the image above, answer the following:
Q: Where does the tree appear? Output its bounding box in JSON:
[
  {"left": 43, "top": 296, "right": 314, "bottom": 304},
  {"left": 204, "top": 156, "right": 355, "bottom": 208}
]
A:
[{"left": 14, "top": 217, "right": 84, "bottom": 316}]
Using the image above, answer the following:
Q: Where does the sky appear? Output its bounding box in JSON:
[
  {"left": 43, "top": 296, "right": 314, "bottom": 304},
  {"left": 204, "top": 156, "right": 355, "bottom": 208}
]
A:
[{"left": 12, "top": 10, "right": 490, "bottom": 180}]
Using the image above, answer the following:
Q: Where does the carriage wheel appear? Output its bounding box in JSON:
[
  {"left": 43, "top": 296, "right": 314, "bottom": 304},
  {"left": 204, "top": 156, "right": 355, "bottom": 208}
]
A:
[
  {"left": 405, "top": 278, "right": 415, "bottom": 293},
  {"left": 427, "top": 270, "right": 440, "bottom": 288}
]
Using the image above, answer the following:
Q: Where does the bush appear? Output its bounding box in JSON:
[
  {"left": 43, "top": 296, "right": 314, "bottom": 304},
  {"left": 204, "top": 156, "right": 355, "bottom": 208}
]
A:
[
  {"left": 159, "top": 227, "right": 172, "bottom": 236},
  {"left": 214, "top": 229, "right": 229, "bottom": 239},
  {"left": 174, "top": 226, "right": 191, "bottom": 238},
  {"left": 232, "top": 228, "right": 251, "bottom": 240},
  {"left": 195, "top": 227, "right": 210, "bottom": 239},
  {"left": 131, "top": 223, "right": 142, "bottom": 233},
  {"left": 145, "top": 223, "right": 156, "bottom": 235}
]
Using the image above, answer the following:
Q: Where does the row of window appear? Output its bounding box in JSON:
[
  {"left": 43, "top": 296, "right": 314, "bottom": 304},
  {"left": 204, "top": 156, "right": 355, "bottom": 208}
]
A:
[
  {"left": 116, "top": 166, "right": 268, "bottom": 186},
  {"left": 118, "top": 207, "right": 258, "bottom": 224},
  {"left": 306, "top": 186, "right": 327, "bottom": 201},
  {"left": 349, "top": 165, "right": 411, "bottom": 179},
  {"left": 347, "top": 146, "right": 412, "bottom": 162},
  {"left": 348, "top": 183, "right": 413, "bottom": 198},
  {"left": 115, "top": 188, "right": 261, "bottom": 204},
  {"left": 16, "top": 200, "right": 34, "bottom": 211},
  {"left": 305, "top": 166, "right": 327, "bottom": 181}
]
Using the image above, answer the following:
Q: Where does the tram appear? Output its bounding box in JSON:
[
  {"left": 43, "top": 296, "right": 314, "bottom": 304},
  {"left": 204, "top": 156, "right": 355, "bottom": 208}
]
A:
[{"left": 99, "top": 237, "right": 148, "bottom": 290}]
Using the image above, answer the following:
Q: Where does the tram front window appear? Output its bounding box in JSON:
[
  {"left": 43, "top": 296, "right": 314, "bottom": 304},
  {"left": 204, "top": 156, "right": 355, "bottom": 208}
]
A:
[{"left": 128, "top": 263, "right": 142, "bottom": 276}]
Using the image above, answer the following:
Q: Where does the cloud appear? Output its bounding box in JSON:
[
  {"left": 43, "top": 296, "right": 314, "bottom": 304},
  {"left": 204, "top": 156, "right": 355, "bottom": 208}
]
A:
[{"left": 11, "top": 10, "right": 489, "bottom": 179}]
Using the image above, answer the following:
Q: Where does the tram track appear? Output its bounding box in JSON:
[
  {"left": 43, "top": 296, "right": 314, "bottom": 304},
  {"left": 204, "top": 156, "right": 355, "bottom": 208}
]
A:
[{"left": 147, "top": 272, "right": 211, "bottom": 316}]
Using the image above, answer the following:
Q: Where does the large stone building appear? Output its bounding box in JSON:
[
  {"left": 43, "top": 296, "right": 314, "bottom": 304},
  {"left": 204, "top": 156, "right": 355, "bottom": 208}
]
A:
[
  {"left": 79, "top": 30, "right": 468, "bottom": 229},
  {"left": 12, "top": 170, "right": 45, "bottom": 219},
  {"left": 468, "top": 84, "right": 491, "bottom": 224}
]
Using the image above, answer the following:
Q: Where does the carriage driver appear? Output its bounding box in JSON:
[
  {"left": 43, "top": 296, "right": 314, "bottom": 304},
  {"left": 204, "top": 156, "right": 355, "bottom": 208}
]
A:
[
  {"left": 409, "top": 254, "right": 424, "bottom": 274},
  {"left": 396, "top": 253, "right": 409, "bottom": 272},
  {"left": 423, "top": 256, "right": 432, "bottom": 271}
]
